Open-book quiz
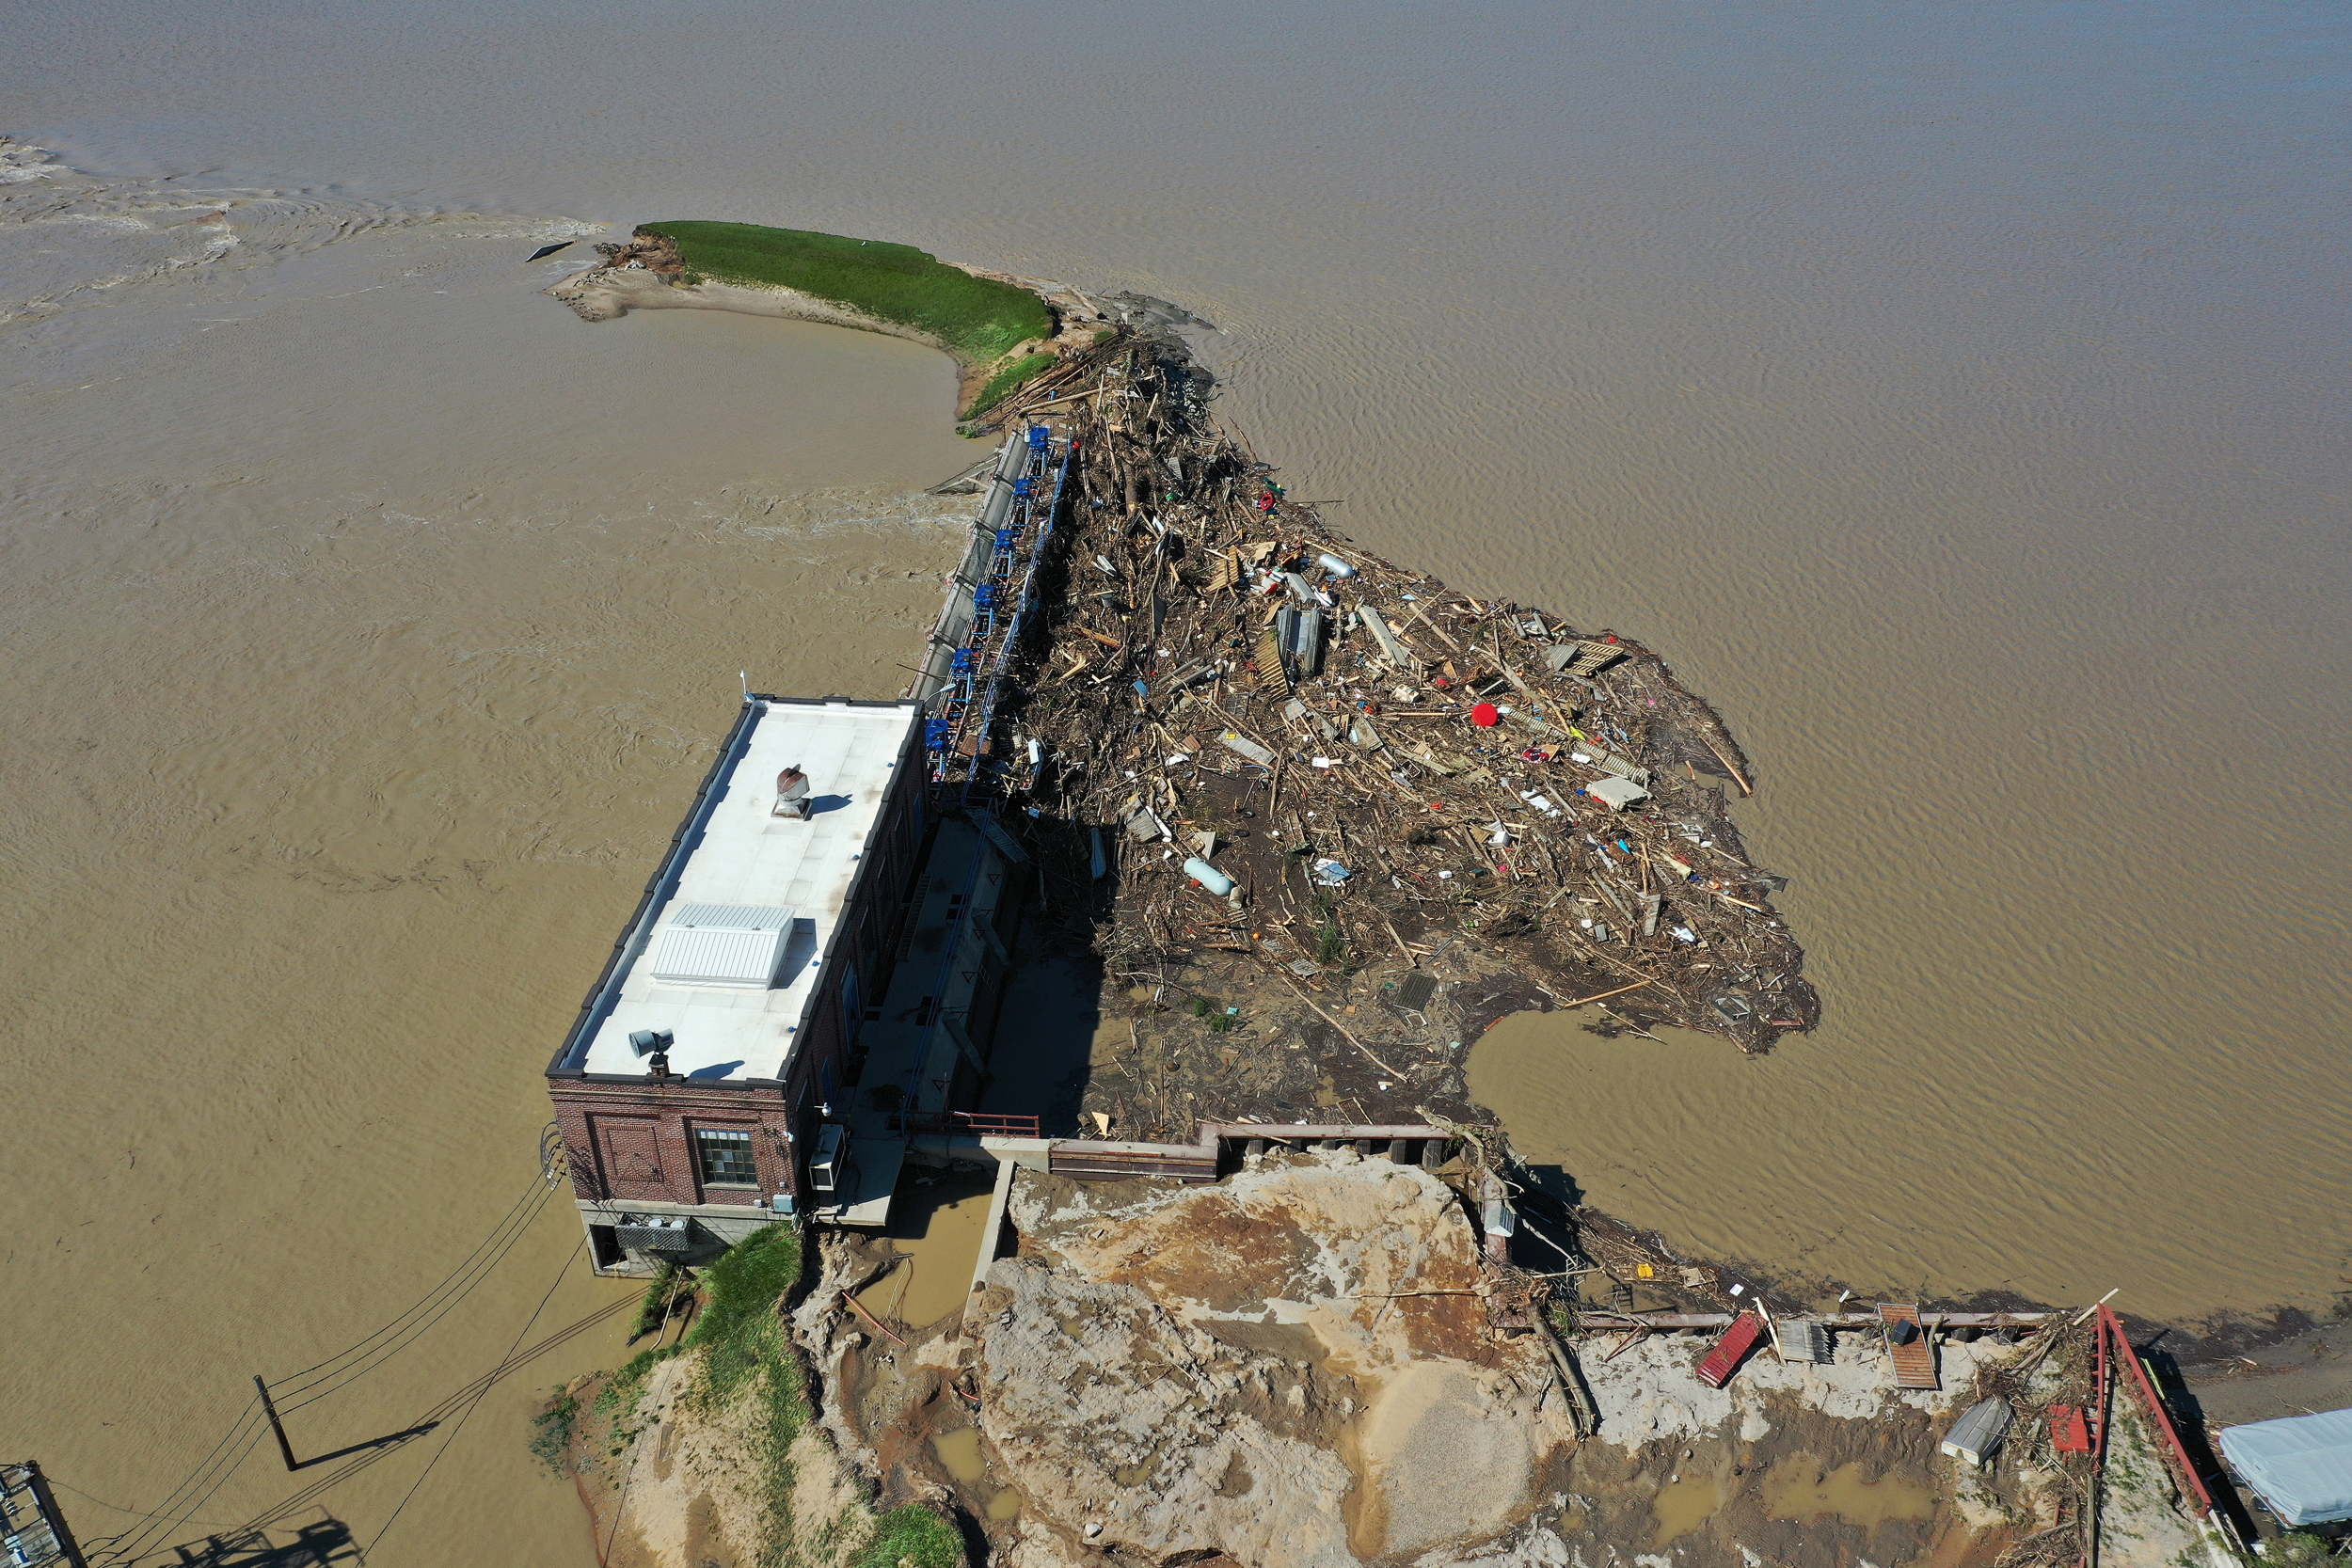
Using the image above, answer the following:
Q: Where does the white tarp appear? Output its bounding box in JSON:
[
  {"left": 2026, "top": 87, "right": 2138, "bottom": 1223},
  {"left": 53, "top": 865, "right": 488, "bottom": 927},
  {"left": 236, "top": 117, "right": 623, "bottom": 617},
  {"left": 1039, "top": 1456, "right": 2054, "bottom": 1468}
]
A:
[{"left": 2218, "top": 1408, "right": 2352, "bottom": 1526}]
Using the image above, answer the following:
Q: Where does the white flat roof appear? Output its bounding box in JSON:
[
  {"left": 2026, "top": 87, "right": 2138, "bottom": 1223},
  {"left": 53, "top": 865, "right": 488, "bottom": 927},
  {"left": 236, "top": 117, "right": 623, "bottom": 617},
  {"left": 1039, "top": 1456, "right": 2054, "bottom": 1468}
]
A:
[{"left": 574, "top": 698, "right": 919, "bottom": 1084}]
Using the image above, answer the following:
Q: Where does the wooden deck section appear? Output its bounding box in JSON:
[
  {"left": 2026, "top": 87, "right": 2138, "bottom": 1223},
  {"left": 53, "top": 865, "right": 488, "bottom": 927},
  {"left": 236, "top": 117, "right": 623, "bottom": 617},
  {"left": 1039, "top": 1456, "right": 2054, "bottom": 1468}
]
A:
[{"left": 1878, "top": 1302, "right": 1939, "bottom": 1389}]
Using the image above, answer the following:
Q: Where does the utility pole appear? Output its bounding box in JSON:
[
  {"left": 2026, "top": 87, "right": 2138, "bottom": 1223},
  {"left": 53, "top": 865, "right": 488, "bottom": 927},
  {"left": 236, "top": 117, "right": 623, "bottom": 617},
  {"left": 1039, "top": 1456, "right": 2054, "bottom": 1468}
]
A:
[
  {"left": 255, "top": 1375, "right": 301, "bottom": 1472},
  {"left": 2, "top": 1461, "right": 89, "bottom": 1568},
  {"left": 249, "top": 1376, "right": 437, "bottom": 1472}
]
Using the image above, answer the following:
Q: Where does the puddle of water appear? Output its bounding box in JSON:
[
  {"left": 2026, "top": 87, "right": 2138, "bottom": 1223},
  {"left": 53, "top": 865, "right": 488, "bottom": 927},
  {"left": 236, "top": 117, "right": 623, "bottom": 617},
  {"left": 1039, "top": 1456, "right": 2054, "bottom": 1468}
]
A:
[
  {"left": 986, "top": 1486, "right": 1024, "bottom": 1521},
  {"left": 1650, "top": 1472, "right": 1730, "bottom": 1546},
  {"left": 1760, "top": 1456, "right": 1936, "bottom": 1527},
  {"left": 932, "top": 1426, "right": 987, "bottom": 1484},
  {"left": 855, "top": 1261, "right": 913, "bottom": 1324},
  {"left": 887, "top": 1180, "right": 999, "bottom": 1326},
  {"left": 857, "top": 1179, "right": 999, "bottom": 1329}
]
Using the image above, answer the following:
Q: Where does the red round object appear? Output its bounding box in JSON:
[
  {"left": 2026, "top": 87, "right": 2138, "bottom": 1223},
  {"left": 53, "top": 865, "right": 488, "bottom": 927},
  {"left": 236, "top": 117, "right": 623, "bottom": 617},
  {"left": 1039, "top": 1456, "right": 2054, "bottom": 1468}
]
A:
[{"left": 1471, "top": 702, "right": 1501, "bottom": 727}]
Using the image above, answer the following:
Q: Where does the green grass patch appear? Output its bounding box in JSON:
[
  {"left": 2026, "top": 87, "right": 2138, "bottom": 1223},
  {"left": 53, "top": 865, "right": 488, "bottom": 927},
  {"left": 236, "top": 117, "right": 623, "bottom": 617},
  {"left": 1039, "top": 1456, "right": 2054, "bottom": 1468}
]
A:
[
  {"left": 631, "top": 1260, "right": 690, "bottom": 1341},
  {"left": 960, "top": 352, "right": 1057, "bottom": 420},
  {"left": 857, "top": 1505, "right": 963, "bottom": 1568},
  {"left": 668, "top": 1225, "right": 808, "bottom": 1566},
  {"left": 641, "top": 222, "right": 1053, "bottom": 364},
  {"left": 528, "top": 1386, "right": 580, "bottom": 1475},
  {"left": 550, "top": 1227, "right": 823, "bottom": 1565}
]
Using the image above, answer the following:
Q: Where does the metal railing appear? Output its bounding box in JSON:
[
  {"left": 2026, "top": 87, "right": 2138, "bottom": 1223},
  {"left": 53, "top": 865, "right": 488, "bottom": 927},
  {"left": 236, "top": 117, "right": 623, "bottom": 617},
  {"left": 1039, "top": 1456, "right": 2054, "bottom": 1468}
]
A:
[{"left": 886, "top": 1109, "right": 1041, "bottom": 1138}]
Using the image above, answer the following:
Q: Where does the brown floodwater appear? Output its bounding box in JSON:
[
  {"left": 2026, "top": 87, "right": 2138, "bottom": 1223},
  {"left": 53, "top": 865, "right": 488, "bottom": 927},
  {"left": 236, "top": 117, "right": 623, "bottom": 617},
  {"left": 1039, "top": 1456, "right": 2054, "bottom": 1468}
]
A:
[{"left": 3, "top": 0, "right": 2346, "bottom": 1560}]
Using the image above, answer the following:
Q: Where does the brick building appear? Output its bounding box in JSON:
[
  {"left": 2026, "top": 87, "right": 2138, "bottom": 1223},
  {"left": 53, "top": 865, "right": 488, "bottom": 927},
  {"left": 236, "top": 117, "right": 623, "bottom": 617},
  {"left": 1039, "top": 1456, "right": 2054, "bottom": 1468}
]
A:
[{"left": 544, "top": 694, "right": 936, "bottom": 1273}]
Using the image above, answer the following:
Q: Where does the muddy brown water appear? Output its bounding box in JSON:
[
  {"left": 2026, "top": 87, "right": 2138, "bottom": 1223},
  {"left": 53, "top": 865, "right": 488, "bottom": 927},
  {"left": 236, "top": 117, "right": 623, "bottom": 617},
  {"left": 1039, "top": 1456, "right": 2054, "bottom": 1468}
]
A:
[{"left": 4, "top": 0, "right": 2347, "bottom": 1560}]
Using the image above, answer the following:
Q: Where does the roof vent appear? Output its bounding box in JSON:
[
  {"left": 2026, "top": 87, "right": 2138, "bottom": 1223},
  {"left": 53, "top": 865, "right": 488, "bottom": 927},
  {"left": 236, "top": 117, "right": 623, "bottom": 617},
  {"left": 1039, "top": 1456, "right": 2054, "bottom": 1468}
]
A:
[{"left": 650, "top": 905, "right": 798, "bottom": 989}]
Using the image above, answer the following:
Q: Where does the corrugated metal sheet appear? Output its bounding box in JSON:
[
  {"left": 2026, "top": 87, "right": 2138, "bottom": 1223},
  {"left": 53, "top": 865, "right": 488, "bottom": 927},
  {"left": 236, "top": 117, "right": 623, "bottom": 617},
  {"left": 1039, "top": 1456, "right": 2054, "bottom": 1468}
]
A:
[
  {"left": 1879, "top": 1302, "right": 1940, "bottom": 1389},
  {"left": 1696, "top": 1311, "right": 1766, "bottom": 1387},
  {"left": 1783, "top": 1318, "right": 1833, "bottom": 1365},
  {"left": 668, "top": 903, "right": 794, "bottom": 931},
  {"left": 651, "top": 923, "right": 790, "bottom": 988}
]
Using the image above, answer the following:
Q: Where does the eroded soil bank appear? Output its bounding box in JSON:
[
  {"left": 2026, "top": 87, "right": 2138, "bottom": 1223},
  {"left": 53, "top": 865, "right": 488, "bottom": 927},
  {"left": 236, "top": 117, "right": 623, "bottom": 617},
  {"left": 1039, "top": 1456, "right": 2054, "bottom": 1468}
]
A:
[{"left": 562, "top": 1152, "right": 2229, "bottom": 1568}]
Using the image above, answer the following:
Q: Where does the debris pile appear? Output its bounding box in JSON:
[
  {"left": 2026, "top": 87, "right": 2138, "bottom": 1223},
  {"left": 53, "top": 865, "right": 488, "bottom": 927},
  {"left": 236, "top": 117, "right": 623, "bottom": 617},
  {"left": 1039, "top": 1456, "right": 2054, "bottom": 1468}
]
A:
[{"left": 955, "top": 323, "right": 1818, "bottom": 1134}]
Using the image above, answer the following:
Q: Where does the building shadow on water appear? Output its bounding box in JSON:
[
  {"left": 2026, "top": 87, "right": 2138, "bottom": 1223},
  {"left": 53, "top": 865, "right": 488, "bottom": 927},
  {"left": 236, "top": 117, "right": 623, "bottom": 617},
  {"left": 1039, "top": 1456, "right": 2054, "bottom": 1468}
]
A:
[{"left": 155, "top": 1515, "right": 359, "bottom": 1566}]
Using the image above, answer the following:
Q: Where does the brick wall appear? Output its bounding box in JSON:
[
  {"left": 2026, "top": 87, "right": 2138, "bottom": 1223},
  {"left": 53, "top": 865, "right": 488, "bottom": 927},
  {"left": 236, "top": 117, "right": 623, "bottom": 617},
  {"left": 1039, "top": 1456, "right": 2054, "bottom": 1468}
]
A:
[
  {"left": 547, "top": 716, "right": 930, "bottom": 1209},
  {"left": 550, "top": 1080, "right": 798, "bottom": 1207}
]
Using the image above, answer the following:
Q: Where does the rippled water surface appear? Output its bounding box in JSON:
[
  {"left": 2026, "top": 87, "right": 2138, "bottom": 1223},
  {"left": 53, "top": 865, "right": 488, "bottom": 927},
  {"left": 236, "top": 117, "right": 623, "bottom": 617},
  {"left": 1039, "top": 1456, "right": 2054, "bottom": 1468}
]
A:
[{"left": 4, "top": 0, "right": 2346, "bottom": 1560}]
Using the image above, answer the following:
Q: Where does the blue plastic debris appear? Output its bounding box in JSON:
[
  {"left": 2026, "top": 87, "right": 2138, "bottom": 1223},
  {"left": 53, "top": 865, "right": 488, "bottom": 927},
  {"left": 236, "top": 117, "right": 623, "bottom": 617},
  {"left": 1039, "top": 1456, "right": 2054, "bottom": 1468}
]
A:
[
  {"left": 925, "top": 719, "right": 951, "bottom": 750},
  {"left": 1133, "top": 679, "right": 1151, "bottom": 699}
]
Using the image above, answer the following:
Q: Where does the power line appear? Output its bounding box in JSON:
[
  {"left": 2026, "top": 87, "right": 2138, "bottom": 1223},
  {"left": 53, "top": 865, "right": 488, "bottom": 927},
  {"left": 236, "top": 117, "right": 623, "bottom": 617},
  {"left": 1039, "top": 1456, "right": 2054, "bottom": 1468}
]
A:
[
  {"left": 206, "top": 1291, "right": 638, "bottom": 1548},
  {"left": 271, "top": 1180, "right": 557, "bottom": 1416},
  {"left": 89, "top": 1148, "right": 586, "bottom": 1564},
  {"left": 40, "top": 1476, "right": 238, "bottom": 1531},
  {"left": 270, "top": 1186, "right": 556, "bottom": 1418},
  {"left": 90, "top": 1410, "right": 269, "bottom": 1566},
  {"left": 87, "top": 1399, "right": 262, "bottom": 1560},
  {"left": 267, "top": 1173, "right": 555, "bottom": 1407},
  {"left": 366, "top": 1235, "right": 586, "bottom": 1561}
]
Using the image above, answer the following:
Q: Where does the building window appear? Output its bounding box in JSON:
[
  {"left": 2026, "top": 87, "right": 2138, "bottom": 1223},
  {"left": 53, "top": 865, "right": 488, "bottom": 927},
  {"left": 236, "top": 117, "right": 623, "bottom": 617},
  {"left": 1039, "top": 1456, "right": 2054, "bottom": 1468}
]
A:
[{"left": 694, "top": 1127, "right": 757, "bottom": 1187}]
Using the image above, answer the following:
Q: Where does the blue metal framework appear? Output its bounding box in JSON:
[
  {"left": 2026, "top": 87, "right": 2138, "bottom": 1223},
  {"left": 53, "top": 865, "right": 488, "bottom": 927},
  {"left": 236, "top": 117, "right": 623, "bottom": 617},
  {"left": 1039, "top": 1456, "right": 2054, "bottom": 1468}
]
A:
[{"left": 925, "top": 424, "right": 1073, "bottom": 802}]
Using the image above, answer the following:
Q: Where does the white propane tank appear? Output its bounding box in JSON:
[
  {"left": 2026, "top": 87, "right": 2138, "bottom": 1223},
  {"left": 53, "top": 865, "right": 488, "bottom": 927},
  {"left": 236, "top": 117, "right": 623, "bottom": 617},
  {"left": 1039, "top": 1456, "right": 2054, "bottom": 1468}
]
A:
[{"left": 1183, "top": 857, "right": 1235, "bottom": 895}]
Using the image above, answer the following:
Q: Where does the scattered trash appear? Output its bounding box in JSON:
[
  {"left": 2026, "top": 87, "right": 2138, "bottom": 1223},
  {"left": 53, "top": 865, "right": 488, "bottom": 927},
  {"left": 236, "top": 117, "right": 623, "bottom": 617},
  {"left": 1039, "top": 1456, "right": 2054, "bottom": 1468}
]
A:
[
  {"left": 1583, "top": 775, "right": 1651, "bottom": 811},
  {"left": 932, "top": 320, "right": 1817, "bottom": 1092},
  {"left": 1218, "top": 732, "right": 1276, "bottom": 767},
  {"left": 1183, "top": 857, "right": 1235, "bottom": 895}
]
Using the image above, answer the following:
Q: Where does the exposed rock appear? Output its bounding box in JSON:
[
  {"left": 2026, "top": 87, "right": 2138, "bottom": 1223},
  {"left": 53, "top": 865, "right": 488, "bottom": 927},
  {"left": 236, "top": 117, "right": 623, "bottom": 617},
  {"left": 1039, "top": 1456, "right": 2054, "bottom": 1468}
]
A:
[{"left": 973, "top": 1151, "right": 1575, "bottom": 1568}]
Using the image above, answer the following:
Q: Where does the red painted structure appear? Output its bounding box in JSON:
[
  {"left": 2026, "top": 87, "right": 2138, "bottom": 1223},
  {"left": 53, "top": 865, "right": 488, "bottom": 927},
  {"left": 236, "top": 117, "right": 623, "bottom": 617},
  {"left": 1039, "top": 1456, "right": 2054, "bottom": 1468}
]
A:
[{"left": 1695, "top": 1310, "right": 1767, "bottom": 1387}]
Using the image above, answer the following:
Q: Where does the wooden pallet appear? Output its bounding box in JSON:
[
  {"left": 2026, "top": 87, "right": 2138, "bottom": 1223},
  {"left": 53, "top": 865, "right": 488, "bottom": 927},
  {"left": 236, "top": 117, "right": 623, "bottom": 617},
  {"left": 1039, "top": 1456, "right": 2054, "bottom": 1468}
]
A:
[{"left": 1878, "top": 1302, "right": 1939, "bottom": 1389}]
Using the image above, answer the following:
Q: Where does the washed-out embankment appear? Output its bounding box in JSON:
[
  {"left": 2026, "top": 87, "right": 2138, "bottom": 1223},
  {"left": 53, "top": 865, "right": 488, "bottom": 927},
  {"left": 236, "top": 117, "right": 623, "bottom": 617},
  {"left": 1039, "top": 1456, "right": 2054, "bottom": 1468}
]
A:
[{"left": 537, "top": 226, "right": 2303, "bottom": 1568}]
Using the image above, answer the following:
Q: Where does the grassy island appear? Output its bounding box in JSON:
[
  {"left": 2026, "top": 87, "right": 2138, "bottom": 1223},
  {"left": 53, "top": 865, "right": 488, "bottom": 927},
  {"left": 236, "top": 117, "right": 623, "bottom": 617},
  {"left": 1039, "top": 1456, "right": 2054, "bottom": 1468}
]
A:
[{"left": 639, "top": 221, "right": 1054, "bottom": 366}]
